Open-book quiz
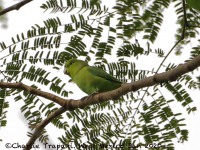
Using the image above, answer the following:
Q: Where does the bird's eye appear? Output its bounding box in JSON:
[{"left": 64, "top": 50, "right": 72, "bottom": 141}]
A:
[{"left": 70, "top": 60, "right": 76, "bottom": 65}]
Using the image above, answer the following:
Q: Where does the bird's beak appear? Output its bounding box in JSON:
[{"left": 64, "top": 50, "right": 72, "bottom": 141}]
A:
[{"left": 63, "top": 67, "right": 68, "bottom": 75}]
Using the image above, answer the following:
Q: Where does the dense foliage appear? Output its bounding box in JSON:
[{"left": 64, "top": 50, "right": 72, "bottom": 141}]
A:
[{"left": 0, "top": 0, "right": 200, "bottom": 149}]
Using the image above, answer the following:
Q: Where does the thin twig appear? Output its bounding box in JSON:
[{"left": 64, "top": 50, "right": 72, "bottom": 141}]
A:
[
  {"left": 130, "top": 0, "right": 189, "bottom": 128},
  {"left": 0, "top": 0, "right": 33, "bottom": 16},
  {"left": 157, "top": 0, "right": 187, "bottom": 72}
]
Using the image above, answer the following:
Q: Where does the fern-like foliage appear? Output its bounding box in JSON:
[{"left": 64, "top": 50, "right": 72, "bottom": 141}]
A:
[{"left": 0, "top": 0, "right": 199, "bottom": 149}]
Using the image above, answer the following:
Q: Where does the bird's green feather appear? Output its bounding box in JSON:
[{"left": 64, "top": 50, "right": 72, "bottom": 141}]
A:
[{"left": 87, "top": 66, "right": 121, "bottom": 84}]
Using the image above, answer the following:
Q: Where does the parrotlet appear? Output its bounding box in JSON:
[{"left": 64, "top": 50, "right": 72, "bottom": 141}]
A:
[{"left": 64, "top": 59, "right": 122, "bottom": 95}]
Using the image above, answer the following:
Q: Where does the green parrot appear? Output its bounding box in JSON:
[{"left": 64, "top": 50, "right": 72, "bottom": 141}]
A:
[
  {"left": 186, "top": 0, "right": 200, "bottom": 11},
  {"left": 64, "top": 59, "right": 122, "bottom": 95}
]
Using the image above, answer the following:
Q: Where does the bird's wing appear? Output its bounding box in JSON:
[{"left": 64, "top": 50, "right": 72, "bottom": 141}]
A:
[{"left": 87, "top": 66, "right": 122, "bottom": 83}]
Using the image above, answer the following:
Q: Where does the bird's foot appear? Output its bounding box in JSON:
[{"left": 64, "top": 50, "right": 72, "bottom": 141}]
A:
[
  {"left": 81, "top": 92, "right": 99, "bottom": 101},
  {"left": 80, "top": 96, "right": 88, "bottom": 101}
]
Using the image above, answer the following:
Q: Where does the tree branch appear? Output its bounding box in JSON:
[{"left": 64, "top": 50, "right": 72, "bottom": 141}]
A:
[
  {"left": 0, "top": 0, "right": 33, "bottom": 16},
  {"left": 1, "top": 55, "right": 200, "bottom": 109},
  {"left": 0, "top": 82, "right": 67, "bottom": 106},
  {"left": 1, "top": 54, "right": 200, "bottom": 150},
  {"left": 25, "top": 107, "right": 66, "bottom": 150}
]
